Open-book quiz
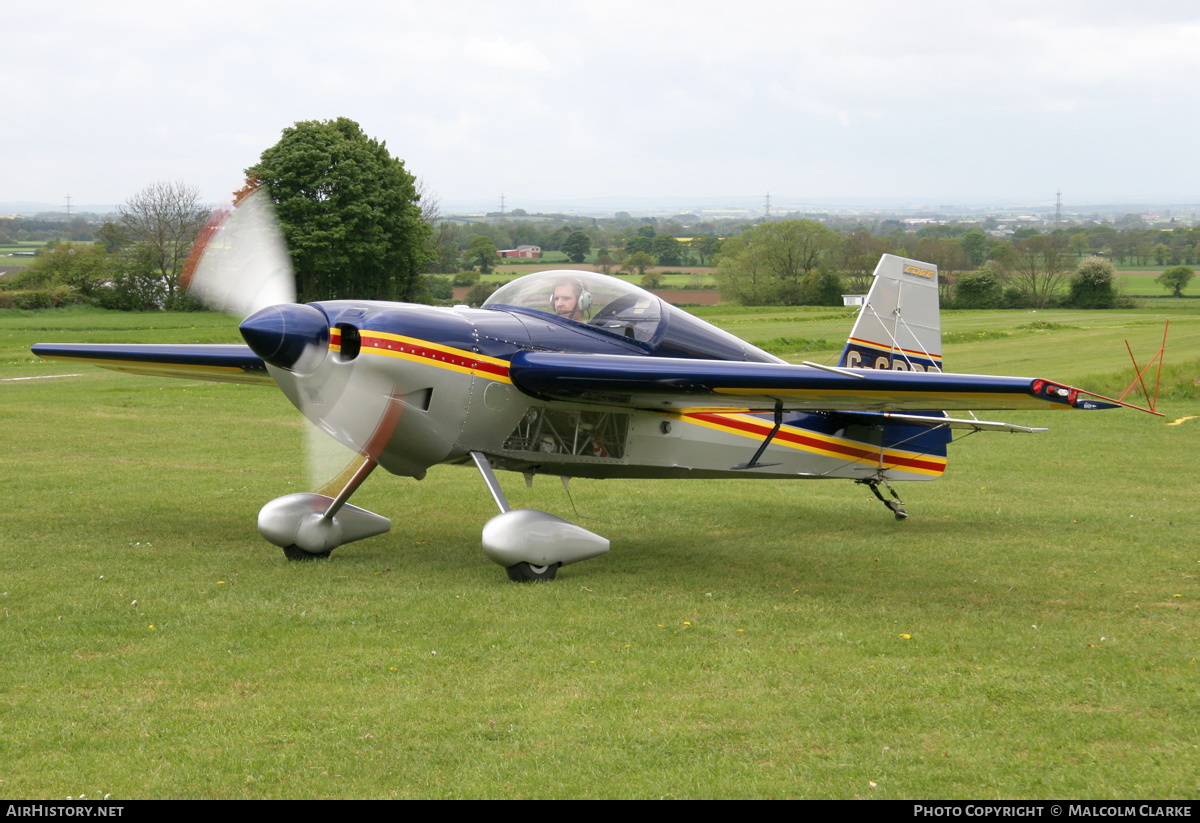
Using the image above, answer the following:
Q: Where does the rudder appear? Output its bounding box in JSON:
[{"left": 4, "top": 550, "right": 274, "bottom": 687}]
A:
[{"left": 838, "top": 254, "right": 942, "bottom": 372}]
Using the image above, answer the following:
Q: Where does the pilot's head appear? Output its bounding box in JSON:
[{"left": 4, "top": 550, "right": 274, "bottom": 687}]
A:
[{"left": 552, "top": 278, "right": 584, "bottom": 319}]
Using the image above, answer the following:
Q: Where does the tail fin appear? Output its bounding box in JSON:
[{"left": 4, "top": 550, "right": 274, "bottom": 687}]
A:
[{"left": 838, "top": 254, "right": 942, "bottom": 372}]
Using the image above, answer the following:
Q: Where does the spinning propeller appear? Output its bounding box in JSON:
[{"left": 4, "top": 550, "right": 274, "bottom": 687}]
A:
[{"left": 183, "top": 189, "right": 396, "bottom": 556}]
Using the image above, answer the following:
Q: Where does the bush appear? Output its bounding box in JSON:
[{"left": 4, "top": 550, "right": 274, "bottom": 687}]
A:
[
  {"left": 641, "top": 273, "right": 663, "bottom": 290},
  {"left": 14, "top": 291, "right": 53, "bottom": 309},
  {"left": 464, "top": 281, "right": 497, "bottom": 306},
  {"left": 954, "top": 269, "right": 1002, "bottom": 309},
  {"left": 799, "top": 266, "right": 844, "bottom": 306},
  {"left": 95, "top": 246, "right": 167, "bottom": 310},
  {"left": 1069, "top": 256, "right": 1116, "bottom": 309},
  {"left": 164, "top": 289, "right": 205, "bottom": 312},
  {"left": 1001, "top": 286, "right": 1028, "bottom": 309},
  {"left": 409, "top": 275, "right": 454, "bottom": 304},
  {"left": 452, "top": 271, "right": 481, "bottom": 287}
]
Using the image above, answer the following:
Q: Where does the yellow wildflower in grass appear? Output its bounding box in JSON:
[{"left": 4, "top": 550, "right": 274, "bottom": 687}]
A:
[{"left": 899, "top": 634, "right": 912, "bottom": 640}]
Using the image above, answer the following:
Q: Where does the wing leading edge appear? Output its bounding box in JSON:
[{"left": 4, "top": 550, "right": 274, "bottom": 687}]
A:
[
  {"left": 508, "top": 351, "right": 1123, "bottom": 414},
  {"left": 31, "top": 343, "right": 273, "bottom": 386}
]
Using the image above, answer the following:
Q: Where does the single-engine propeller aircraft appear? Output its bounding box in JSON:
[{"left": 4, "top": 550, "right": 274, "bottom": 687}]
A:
[{"left": 33, "top": 192, "right": 1163, "bottom": 580}]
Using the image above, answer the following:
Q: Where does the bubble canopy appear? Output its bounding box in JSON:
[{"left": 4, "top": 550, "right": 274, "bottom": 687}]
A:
[
  {"left": 483, "top": 270, "right": 781, "bottom": 363},
  {"left": 484, "top": 270, "right": 664, "bottom": 344}
]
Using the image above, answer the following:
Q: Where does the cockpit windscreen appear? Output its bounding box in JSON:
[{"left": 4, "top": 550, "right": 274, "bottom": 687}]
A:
[{"left": 484, "top": 271, "right": 664, "bottom": 344}]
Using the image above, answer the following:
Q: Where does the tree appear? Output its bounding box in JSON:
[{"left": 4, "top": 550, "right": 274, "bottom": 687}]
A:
[
  {"left": 96, "top": 244, "right": 167, "bottom": 311},
  {"left": 622, "top": 251, "right": 655, "bottom": 276},
  {"left": 652, "top": 234, "right": 682, "bottom": 267},
  {"left": 689, "top": 234, "right": 722, "bottom": 266},
  {"left": 562, "top": 231, "right": 591, "bottom": 264},
  {"left": 119, "top": 180, "right": 209, "bottom": 308},
  {"left": 714, "top": 220, "right": 840, "bottom": 305},
  {"left": 625, "top": 235, "right": 653, "bottom": 256},
  {"left": 1010, "top": 234, "right": 1071, "bottom": 308},
  {"left": 840, "top": 229, "right": 888, "bottom": 293},
  {"left": 464, "top": 281, "right": 497, "bottom": 306},
  {"left": 796, "top": 265, "right": 844, "bottom": 306},
  {"left": 1069, "top": 231, "right": 1090, "bottom": 259},
  {"left": 465, "top": 235, "right": 500, "bottom": 273},
  {"left": 1157, "top": 265, "right": 1194, "bottom": 297},
  {"left": 960, "top": 229, "right": 988, "bottom": 268},
  {"left": 93, "top": 222, "right": 132, "bottom": 254},
  {"left": 417, "top": 178, "right": 464, "bottom": 275},
  {"left": 21, "top": 241, "right": 109, "bottom": 297},
  {"left": 413, "top": 275, "right": 453, "bottom": 304},
  {"left": 1069, "top": 256, "right": 1116, "bottom": 309},
  {"left": 245, "top": 117, "right": 432, "bottom": 302},
  {"left": 594, "top": 248, "right": 615, "bottom": 276}
]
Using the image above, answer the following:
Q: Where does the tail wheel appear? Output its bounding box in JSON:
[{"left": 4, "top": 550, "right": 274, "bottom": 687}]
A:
[{"left": 505, "top": 562, "right": 560, "bottom": 582}]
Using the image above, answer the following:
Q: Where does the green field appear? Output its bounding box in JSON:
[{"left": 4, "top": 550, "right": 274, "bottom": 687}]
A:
[
  {"left": 0, "top": 241, "right": 45, "bottom": 268},
  {"left": 479, "top": 267, "right": 1199, "bottom": 299},
  {"left": 1, "top": 304, "right": 1197, "bottom": 799}
]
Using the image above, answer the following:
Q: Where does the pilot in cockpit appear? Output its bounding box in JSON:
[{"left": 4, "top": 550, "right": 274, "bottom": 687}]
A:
[{"left": 550, "top": 277, "right": 591, "bottom": 322}]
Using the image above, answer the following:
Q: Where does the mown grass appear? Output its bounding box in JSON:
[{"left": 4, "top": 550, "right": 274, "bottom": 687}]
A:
[{"left": 1, "top": 305, "right": 1197, "bottom": 798}]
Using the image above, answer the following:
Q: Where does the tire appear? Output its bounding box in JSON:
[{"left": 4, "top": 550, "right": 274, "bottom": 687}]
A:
[
  {"left": 283, "top": 544, "right": 332, "bottom": 561},
  {"left": 505, "top": 561, "right": 559, "bottom": 582}
]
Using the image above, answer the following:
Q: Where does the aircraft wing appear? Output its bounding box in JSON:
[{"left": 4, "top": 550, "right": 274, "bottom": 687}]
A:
[
  {"left": 507, "top": 352, "right": 1123, "bottom": 413},
  {"left": 31, "top": 343, "right": 274, "bottom": 386}
]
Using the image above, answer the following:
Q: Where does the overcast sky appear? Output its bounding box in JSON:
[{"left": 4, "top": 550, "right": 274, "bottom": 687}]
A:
[{"left": 5, "top": 1, "right": 1199, "bottom": 213}]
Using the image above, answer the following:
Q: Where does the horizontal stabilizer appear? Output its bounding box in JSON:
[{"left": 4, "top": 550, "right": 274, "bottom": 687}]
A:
[{"left": 838, "top": 412, "right": 1049, "bottom": 433}]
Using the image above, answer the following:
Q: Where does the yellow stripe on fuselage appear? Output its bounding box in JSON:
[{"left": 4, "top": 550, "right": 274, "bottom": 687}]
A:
[
  {"left": 711, "top": 387, "right": 1042, "bottom": 410},
  {"left": 356, "top": 331, "right": 512, "bottom": 384},
  {"left": 672, "top": 411, "right": 947, "bottom": 476}
]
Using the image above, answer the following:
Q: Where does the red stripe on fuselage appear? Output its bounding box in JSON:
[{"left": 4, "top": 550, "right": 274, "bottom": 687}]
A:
[
  {"left": 686, "top": 412, "right": 945, "bottom": 473},
  {"left": 357, "top": 332, "right": 511, "bottom": 380}
]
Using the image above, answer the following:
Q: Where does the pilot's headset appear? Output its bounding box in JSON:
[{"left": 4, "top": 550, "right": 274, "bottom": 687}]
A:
[{"left": 551, "top": 278, "right": 592, "bottom": 314}]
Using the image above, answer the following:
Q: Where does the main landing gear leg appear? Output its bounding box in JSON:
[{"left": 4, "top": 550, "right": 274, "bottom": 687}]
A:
[
  {"left": 470, "top": 452, "right": 609, "bottom": 582},
  {"left": 858, "top": 477, "right": 908, "bottom": 521}
]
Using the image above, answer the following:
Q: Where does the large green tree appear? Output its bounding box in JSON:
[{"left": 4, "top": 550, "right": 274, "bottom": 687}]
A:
[
  {"left": 245, "top": 118, "right": 432, "bottom": 302},
  {"left": 714, "top": 219, "right": 840, "bottom": 305},
  {"left": 652, "top": 234, "right": 682, "bottom": 267},
  {"left": 1156, "top": 265, "right": 1194, "bottom": 297},
  {"left": 689, "top": 234, "right": 721, "bottom": 266},
  {"left": 960, "top": 229, "right": 988, "bottom": 268},
  {"left": 465, "top": 235, "right": 500, "bottom": 273},
  {"left": 561, "top": 231, "right": 591, "bottom": 264}
]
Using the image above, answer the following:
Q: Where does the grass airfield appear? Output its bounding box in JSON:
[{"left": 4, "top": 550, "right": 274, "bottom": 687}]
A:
[{"left": 0, "top": 306, "right": 1197, "bottom": 799}]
